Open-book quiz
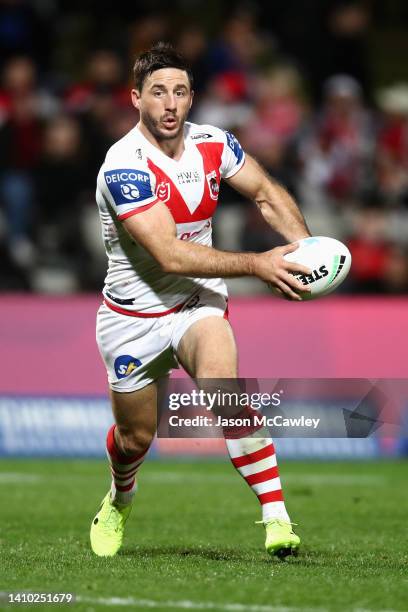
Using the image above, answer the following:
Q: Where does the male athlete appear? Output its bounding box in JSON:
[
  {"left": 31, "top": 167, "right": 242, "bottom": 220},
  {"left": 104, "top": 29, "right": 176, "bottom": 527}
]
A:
[{"left": 91, "top": 43, "right": 311, "bottom": 559}]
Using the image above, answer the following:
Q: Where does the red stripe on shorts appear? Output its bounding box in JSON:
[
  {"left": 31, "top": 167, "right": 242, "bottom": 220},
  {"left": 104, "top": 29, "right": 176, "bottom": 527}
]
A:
[{"left": 103, "top": 298, "right": 185, "bottom": 318}]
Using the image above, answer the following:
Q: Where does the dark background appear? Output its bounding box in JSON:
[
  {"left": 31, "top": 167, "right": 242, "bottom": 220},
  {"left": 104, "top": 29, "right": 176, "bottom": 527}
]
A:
[{"left": 1, "top": 0, "right": 408, "bottom": 295}]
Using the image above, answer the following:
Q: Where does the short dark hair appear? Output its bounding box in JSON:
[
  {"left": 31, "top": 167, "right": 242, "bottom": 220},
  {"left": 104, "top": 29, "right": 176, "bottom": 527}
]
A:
[{"left": 133, "top": 42, "right": 193, "bottom": 91}]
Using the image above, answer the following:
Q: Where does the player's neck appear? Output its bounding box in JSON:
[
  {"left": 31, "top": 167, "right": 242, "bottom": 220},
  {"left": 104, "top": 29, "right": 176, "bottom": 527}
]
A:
[{"left": 137, "top": 122, "right": 185, "bottom": 161}]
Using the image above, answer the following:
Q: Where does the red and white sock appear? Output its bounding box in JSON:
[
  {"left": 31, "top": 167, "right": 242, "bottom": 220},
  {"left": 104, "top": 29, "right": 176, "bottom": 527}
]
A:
[
  {"left": 106, "top": 424, "right": 148, "bottom": 507},
  {"left": 225, "top": 429, "right": 290, "bottom": 523}
]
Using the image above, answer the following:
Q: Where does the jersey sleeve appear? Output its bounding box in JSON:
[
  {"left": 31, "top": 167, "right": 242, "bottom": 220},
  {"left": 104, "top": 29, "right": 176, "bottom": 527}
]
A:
[
  {"left": 220, "top": 130, "right": 246, "bottom": 179},
  {"left": 100, "top": 165, "right": 158, "bottom": 221}
]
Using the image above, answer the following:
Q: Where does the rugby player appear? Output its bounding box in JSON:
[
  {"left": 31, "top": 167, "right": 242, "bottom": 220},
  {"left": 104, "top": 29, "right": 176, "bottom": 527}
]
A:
[{"left": 90, "top": 43, "right": 311, "bottom": 558}]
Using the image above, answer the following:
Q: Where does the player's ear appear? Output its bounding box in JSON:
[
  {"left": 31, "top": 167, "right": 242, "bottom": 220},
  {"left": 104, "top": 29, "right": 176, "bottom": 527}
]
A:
[
  {"left": 131, "top": 89, "right": 141, "bottom": 110},
  {"left": 189, "top": 90, "right": 194, "bottom": 109}
]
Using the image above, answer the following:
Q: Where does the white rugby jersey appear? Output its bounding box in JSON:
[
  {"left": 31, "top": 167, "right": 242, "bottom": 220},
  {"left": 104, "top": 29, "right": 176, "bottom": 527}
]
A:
[{"left": 96, "top": 121, "right": 245, "bottom": 315}]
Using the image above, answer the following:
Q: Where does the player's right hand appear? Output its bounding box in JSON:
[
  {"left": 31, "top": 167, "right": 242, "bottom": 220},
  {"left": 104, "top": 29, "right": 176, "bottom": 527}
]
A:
[{"left": 253, "top": 243, "right": 312, "bottom": 301}]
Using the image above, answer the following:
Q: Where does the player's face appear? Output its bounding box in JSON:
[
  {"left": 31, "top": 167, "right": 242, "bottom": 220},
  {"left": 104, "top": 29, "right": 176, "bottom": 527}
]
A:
[{"left": 132, "top": 68, "right": 193, "bottom": 141}]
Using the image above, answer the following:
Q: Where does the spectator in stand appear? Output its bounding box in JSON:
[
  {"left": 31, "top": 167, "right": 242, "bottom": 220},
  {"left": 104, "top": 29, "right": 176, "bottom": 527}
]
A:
[
  {"left": 314, "top": 2, "right": 372, "bottom": 100},
  {"left": 64, "top": 50, "right": 131, "bottom": 177},
  {"left": 296, "top": 74, "right": 374, "bottom": 237},
  {"left": 346, "top": 199, "right": 395, "bottom": 293},
  {"left": 0, "top": 55, "right": 58, "bottom": 124},
  {"left": 192, "top": 8, "right": 268, "bottom": 131},
  {"left": 240, "top": 66, "right": 306, "bottom": 179},
  {"left": 376, "top": 83, "right": 408, "bottom": 205},
  {"left": 192, "top": 70, "right": 252, "bottom": 131},
  {"left": 175, "top": 26, "right": 209, "bottom": 97},
  {"left": 239, "top": 66, "right": 307, "bottom": 254},
  {"left": 33, "top": 115, "right": 90, "bottom": 285},
  {"left": 204, "top": 7, "right": 275, "bottom": 81},
  {"left": 0, "top": 56, "right": 59, "bottom": 269},
  {"left": 128, "top": 14, "right": 169, "bottom": 63},
  {"left": 64, "top": 49, "right": 129, "bottom": 115},
  {"left": 0, "top": 0, "right": 53, "bottom": 72},
  {"left": 383, "top": 246, "right": 408, "bottom": 294},
  {"left": 298, "top": 74, "right": 373, "bottom": 204}
]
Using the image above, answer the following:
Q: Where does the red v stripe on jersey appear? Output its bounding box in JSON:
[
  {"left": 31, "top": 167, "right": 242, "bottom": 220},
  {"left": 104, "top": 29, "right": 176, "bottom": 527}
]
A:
[{"left": 147, "top": 142, "right": 223, "bottom": 223}]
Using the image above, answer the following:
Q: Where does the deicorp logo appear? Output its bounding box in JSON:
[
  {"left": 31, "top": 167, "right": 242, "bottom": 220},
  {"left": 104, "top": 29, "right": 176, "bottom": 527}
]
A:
[
  {"left": 114, "top": 355, "right": 142, "bottom": 379},
  {"left": 120, "top": 184, "right": 140, "bottom": 200},
  {"left": 104, "top": 169, "right": 153, "bottom": 206}
]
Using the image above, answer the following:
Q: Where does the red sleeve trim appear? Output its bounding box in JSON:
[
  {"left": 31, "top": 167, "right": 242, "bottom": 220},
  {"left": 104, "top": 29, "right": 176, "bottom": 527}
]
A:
[{"left": 117, "top": 198, "right": 159, "bottom": 220}]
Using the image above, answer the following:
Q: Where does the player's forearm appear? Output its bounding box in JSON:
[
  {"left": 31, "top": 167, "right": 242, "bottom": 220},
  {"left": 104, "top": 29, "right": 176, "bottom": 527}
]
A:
[
  {"left": 159, "top": 238, "right": 256, "bottom": 278},
  {"left": 255, "top": 179, "right": 311, "bottom": 242}
]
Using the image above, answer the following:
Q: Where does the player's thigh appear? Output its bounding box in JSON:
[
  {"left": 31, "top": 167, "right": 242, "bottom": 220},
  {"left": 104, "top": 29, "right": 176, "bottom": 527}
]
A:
[
  {"left": 176, "top": 316, "right": 238, "bottom": 379},
  {"left": 110, "top": 381, "right": 159, "bottom": 455},
  {"left": 96, "top": 303, "right": 176, "bottom": 394}
]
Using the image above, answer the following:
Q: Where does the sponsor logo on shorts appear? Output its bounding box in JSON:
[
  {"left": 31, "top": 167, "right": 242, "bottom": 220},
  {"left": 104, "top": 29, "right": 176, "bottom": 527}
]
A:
[
  {"left": 104, "top": 169, "right": 153, "bottom": 206},
  {"left": 114, "top": 355, "right": 142, "bottom": 379}
]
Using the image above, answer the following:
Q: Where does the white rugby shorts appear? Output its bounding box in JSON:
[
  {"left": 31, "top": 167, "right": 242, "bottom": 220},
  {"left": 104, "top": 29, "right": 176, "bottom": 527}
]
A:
[{"left": 96, "top": 288, "right": 229, "bottom": 392}]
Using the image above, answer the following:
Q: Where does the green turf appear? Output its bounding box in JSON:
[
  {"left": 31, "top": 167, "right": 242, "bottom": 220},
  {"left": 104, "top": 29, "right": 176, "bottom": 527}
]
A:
[{"left": 0, "top": 458, "right": 407, "bottom": 612}]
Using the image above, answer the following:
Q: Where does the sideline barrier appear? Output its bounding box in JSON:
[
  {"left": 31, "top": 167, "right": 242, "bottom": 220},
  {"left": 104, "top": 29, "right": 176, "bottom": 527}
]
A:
[{"left": 0, "top": 295, "right": 407, "bottom": 457}]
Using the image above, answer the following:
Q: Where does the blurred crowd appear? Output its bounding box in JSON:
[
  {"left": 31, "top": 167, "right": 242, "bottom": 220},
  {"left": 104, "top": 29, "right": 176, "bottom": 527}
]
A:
[{"left": 1, "top": 0, "right": 408, "bottom": 294}]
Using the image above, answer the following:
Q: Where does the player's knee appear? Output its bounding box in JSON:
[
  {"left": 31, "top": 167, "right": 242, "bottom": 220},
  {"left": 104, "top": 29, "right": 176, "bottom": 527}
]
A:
[{"left": 116, "top": 428, "right": 153, "bottom": 457}]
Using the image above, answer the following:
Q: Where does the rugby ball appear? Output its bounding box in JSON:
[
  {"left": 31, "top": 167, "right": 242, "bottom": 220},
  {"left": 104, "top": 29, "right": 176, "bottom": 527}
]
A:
[{"left": 278, "top": 236, "right": 351, "bottom": 300}]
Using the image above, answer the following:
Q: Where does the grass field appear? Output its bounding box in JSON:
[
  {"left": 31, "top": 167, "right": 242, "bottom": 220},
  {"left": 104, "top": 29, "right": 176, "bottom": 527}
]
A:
[{"left": 0, "top": 458, "right": 407, "bottom": 612}]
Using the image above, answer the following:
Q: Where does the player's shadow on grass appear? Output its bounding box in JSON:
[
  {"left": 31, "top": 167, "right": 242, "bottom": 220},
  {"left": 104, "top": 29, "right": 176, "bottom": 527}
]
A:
[
  {"left": 121, "top": 545, "right": 256, "bottom": 562},
  {"left": 120, "top": 545, "right": 301, "bottom": 564},
  {"left": 120, "top": 546, "right": 399, "bottom": 568}
]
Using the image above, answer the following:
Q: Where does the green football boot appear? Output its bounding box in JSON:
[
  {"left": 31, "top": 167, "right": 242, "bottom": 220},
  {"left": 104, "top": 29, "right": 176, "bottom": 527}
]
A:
[
  {"left": 90, "top": 492, "right": 132, "bottom": 557},
  {"left": 259, "top": 518, "right": 300, "bottom": 559}
]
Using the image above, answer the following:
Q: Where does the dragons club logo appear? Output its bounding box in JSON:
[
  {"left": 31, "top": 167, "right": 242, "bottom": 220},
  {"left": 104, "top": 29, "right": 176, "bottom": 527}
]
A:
[{"left": 206, "top": 171, "right": 219, "bottom": 201}]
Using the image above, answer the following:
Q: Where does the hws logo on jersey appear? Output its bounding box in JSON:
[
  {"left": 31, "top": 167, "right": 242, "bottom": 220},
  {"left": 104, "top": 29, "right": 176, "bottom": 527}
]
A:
[
  {"left": 114, "top": 355, "right": 142, "bottom": 379},
  {"left": 225, "top": 131, "right": 244, "bottom": 164},
  {"left": 156, "top": 181, "right": 170, "bottom": 202},
  {"left": 105, "top": 169, "right": 153, "bottom": 206},
  {"left": 206, "top": 170, "right": 219, "bottom": 200}
]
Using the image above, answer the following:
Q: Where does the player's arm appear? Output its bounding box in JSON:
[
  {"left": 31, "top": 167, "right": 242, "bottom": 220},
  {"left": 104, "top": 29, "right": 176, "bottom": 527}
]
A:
[
  {"left": 225, "top": 154, "right": 311, "bottom": 242},
  {"left": 123, "top": 202, "right": 311, "bottom": 300}
]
